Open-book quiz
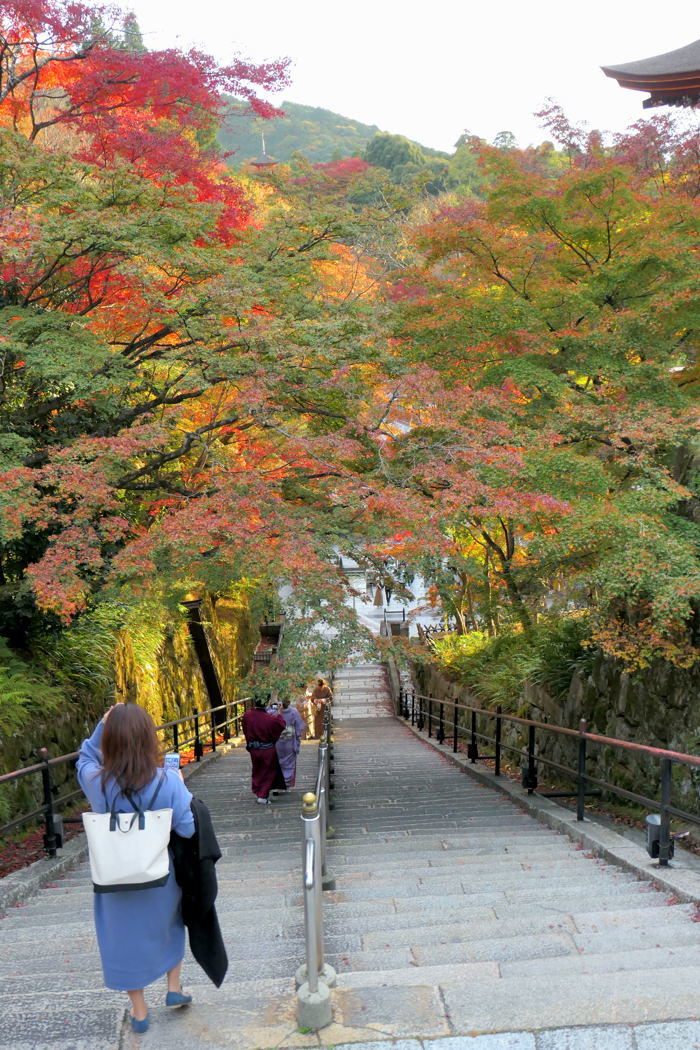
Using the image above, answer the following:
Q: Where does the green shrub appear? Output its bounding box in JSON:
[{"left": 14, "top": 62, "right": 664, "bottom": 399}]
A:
[
  {"left": 0, "top": 636, "right": 65, "bottom": 741},
  {"left": 430, "top": 616, "right": 594, "bottom": 708}
]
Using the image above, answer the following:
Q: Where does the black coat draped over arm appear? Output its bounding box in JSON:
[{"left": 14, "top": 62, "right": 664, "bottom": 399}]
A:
[{"left": 171, "top": 796, "right": 228, "bottom": 987}]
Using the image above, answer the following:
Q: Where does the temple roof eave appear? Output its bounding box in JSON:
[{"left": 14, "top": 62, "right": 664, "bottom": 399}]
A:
[{"left": 602, "top": 37, "right": 700, "bottom": 79}]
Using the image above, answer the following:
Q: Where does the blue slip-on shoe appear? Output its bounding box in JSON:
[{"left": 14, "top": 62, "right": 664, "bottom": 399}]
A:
[
  {"left": 130, "top": 1013, "right": 150, "bottom": 1033},
  {"left": 165, "top": 990, "right": 193, "bottom": 1008}
]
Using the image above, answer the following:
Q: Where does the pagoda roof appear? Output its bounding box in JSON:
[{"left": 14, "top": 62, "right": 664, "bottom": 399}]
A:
[
  {"left": 250, "top": 152, "right": 278, "bottom": 169},
  {"left": 602, "top": 38, "right": 700, "bottom": 108}
]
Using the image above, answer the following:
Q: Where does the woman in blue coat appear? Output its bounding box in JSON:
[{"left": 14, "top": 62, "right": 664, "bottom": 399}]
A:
[{"left": 77, "top": 703, "right": 196, "bottom": 1033}]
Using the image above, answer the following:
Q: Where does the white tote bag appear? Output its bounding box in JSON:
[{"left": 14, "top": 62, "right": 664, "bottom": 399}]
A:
[{"left": 82, "top": 772, "right": 173, "bottom": 893}]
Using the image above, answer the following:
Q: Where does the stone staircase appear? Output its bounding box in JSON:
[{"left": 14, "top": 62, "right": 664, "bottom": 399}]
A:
[
  {"left": 0, "top": 744, "right": 321, "bottom": 1050},
  {"left": 3, "top": 674, "right": 700, "bottom": 1049},
  {"left": 322, "top": 716, "right": 700, "bottom": 1037},
  {"left": 331, "top": 661, "right": 393, "bottom": 719}
]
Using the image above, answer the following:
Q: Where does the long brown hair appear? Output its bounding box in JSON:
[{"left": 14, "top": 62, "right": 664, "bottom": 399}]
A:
[{"left": 101, "top": 704, "right": 160, "bottom": 794}]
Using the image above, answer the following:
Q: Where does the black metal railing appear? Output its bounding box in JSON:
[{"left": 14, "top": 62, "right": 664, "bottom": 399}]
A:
[
  {"left": 0, "top": 698, "right": 249, "bottom": 859},
  {"left": 398, "top": 686, "right": 700, "bottom": 867}
]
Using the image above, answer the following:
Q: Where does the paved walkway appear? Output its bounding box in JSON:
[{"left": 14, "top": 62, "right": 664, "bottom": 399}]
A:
[{"left": 2, "top": 668, "right": 700, "bottom": 1049}]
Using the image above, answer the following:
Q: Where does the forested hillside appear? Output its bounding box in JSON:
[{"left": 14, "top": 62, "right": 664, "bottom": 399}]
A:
[
  {"left": 220, "top": 98, "right": 449, "bottom": 166},
  {"left": 221, "top": 99, "right": 382, "bottom": 164}
]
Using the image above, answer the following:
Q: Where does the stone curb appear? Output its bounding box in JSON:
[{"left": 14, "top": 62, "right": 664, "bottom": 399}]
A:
[
  {"left": 400, "top": 718, "right": 700, "bottom": 906},
  {"left": 288, "top": 1016, "right": 700, "bottom": 1050},
  {"left": 0, "top": 741, "right": 238, "bottom": 916}
]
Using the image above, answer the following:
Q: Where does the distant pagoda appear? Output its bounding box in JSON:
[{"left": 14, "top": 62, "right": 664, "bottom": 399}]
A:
[
  {"left": 602, "top": 38, "right": 700, "bottom": 109},
  {"left": 249, "top": 131, "right": 278, "bottom": 171}
]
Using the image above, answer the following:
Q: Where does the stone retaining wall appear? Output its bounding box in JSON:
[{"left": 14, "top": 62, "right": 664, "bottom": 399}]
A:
[{"left": 411, "top": 654, "right": 700, "bottom": 810}]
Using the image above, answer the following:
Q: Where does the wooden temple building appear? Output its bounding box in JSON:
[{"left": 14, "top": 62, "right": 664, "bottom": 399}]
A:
[{"left": 602, "top": 38, "right": 700, "bottom": 109}]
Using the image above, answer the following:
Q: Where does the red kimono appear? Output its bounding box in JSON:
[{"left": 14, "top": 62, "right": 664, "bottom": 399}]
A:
[{"left": 241, "top": 707, "right": 286, "bottom": 799}]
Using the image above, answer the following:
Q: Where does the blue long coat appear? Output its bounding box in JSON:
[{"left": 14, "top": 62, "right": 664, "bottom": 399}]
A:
[{"left": 77, "top": 720, "right": 195, "bottom": 991}]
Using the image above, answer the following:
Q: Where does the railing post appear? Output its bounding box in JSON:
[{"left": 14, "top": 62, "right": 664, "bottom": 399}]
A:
[
  {"left": 194, "top": 713, "right": 203, "bottom": 761},
  {"left": 467, "top": 709, "right": 479, "bottom": 762},
  {"left": 495, "top": 705, "right": 502, "bottom": 777},
  {"left": 296, "top": 792, "right": 334, "bottom": 1029},
  {"left": 437, "top": 702, "right": 445, "bottom": 744},
  {"left": 417, "top": 694, "right": 424, "bottom": 731},
  {"left": 210, "top": 708, "right": 217, "bottom": 753},
  {"left": 452, "top": 697, "right": 458, "bottom": 753},
  {"left": 428, "top": 699, "right": 433, "bottom": 738},
  {"left": 223, "top": 701, "right": 231, "bottom": 743},
  {"left": 576, "top": 719, "right": 587, "bottom": 822},
  {"left": 317, "top": 742, "right": 335, "bottom": 887},
  {"left": 173, "top": 722, "right": 179, "bottom": 754},
  {"left": 411, "top": 689, "right": 416, "bottom": 726},
  {"left": 398, "top": 686, "right": 403, "bottom": 718},
  {"left": 659, "top": 758, "right": 672, "bottom": 867},
  {"left": 38, "top": 749, "right": 60, "bottom": 858},
  {"left": 522, "top": 724, "right": 538, "bottom": 794}
]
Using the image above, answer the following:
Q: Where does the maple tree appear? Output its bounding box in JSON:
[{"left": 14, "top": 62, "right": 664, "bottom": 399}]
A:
[
  {"left": 0, "top": 7, "right": 404, "bottom": 660},
  {"left": 381, "top": 113, "right": 699, "bottom": 668}
]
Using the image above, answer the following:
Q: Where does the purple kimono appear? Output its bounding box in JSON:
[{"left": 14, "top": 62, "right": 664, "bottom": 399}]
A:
[{"left": 276, "top": 704, "right": 305, "bottom": 787}]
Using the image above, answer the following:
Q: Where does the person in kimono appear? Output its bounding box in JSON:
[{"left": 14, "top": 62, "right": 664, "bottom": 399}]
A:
[
  {"left": 308, "top": 678, "right": 333, "bottom": 739},
  {"left": 241, "top": 697, "right": 286, "bottom": 803},
  {"left": 275, "top": 698, "right": 306, "bottom": 787}
]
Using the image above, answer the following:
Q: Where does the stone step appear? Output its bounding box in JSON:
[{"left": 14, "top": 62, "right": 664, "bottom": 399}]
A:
[
  {"left": 326, "top": 835, "right": 574, "bottom": 860},
  {"left": 334, "top": 868, "right": 641, "bottom": 892},
  {"left": 441, "top": 964, "right": 700, "bottom": 1031},
  {"left": 335, "top": 942, "right": 698, "bottom": 990},
  {"left": 322, "top": 901, "right": 693, "bottom": 942},
  {"left": 324, "top": 883, "right": 662, "bottom": 914}
]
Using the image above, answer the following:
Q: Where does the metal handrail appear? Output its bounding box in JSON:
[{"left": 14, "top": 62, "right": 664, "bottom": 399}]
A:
[
  {"left": 296, "top": 707, "right": 336, "bottom": 1028},
  {"left": 304, "top": 839, "right": 315, "bottom": 891},
  {"left": 399, "top": 686, "right": 700, "bottom": 867},
  {"left": 0, "top": 697, "right": 250, "bottom": 856},
  {"left": 298, "top": 790, "right": 332, "bottom": 1027}
]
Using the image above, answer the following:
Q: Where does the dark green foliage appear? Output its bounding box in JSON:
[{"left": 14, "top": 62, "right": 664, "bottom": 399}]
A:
[
  {"left": 0, "top": 635, "right": 65, "bottom": 741},
  {"left": 364, "top": 132, "right": 428, "bottom": 170}
]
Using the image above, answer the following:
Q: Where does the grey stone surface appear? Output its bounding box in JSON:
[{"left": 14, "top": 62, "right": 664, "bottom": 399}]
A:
[
  {"left": 0, "top": 1005, "right": 122, "bottom": 1046},
  {"left": 404, "top": 722, "right": 700, "bottom": 906},
  {"left": 334, "top": 985, "right": 450, "bottom": 1036},
  {"left": 501, "top": 943, "right": 694, "bottom": 978},
  {"left": 633, "top": 1019, "right": 700, "bottom": 1049},
  {"left": 536, "top": 1025, "right": 634, "bottom": 1049},
  {"left": 412, "top": 932, "right": 576, "bottom": 967},
  {"left": 442, "top": 966, "right": 700, "bottom": 1032},
  {"left": 431, "top": 1037, "right": 536, "bottom": 1050},
  {"left": 362, "top": 912, "right": 575, "bottom": 949},
  {"left": 320, "top": 1043, "right": 422, "bottom": 1050}
]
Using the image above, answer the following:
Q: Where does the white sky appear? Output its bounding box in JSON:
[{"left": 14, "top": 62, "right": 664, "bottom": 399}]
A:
[{"left": 126, "top": 0, "right": 700, "bottom": 152}]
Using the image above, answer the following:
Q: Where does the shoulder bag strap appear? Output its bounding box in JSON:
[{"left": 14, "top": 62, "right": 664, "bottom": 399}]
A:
[{"left": 145, "top": 769, "right": 167, "bottom": 811}]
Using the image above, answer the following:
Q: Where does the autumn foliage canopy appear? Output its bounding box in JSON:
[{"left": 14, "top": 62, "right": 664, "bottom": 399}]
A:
[{"left": 0, "top": 4, "right": 698, "bottom": 680}]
